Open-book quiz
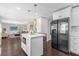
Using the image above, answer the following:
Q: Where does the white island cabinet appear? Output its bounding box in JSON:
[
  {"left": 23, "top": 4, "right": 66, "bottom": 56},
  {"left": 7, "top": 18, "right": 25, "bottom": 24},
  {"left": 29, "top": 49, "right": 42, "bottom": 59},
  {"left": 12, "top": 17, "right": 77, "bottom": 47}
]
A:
[{"left": 21, "top": 33, "right": 44, "bottom": 56}]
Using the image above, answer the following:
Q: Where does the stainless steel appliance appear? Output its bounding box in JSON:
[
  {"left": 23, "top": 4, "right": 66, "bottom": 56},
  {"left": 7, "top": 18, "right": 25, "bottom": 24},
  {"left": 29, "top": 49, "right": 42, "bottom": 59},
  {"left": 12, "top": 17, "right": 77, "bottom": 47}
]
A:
[
  {"left": 51, "top": 17, "right": 69, "bottom": 53},
  {"left": 51, "top": 20, "right": 58, "bottom": 49}
]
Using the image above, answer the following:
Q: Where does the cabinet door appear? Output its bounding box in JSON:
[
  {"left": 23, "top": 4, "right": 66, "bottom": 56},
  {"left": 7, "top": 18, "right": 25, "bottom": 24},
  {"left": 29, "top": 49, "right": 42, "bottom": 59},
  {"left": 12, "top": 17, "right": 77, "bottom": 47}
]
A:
[
  {"left": 26, "top": 38, "right": 31, "bottom": 56},
  {"left": 36, "top": 17, "right": 48, "bottom": 34},
  {"left": 31, "top": 37, "right": 43, "bottom": 56},
  {"left": 21, "top": 42, "right": 27, "bottom": 54},
  {"left": 70, "top": 37, "right": 79, "bottom": 54},
  {"left": 41, "top": 18, "right": 48, "bottom": 34},
  {"left": 53, "top": 7, "right": 71, "bottom": 20},
  {"left": 53, "top": 11, "right": 60, "bottom": 20},
  {"left": 71, "top": 7, "right": 79, "bottom": 26},
  {"left": 71, "top": 47, "right": 79, "bottom": 55}
]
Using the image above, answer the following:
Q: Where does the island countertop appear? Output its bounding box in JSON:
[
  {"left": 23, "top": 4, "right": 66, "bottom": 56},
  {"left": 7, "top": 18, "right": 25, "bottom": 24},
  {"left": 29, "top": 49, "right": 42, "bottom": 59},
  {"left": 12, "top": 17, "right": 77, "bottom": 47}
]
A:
[
  {"left": 21, "top": 33, "right": 44, "bottom": 56},
  {"left": 21, "top": 33, "right": 45, "bottom": 38}
]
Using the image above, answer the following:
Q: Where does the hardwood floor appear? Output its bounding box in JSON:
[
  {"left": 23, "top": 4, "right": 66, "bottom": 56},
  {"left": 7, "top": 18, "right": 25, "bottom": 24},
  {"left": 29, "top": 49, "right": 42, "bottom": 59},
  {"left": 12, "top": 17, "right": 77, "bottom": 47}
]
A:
[
  {"left": 1, "top": 37, "right": 26, "bottom": 56},
  {"left": 46, "top": 40, "right": 69, "bottom": 56},
  {"left": 1, "top": 37, "right": 71, "bottom": 56}
]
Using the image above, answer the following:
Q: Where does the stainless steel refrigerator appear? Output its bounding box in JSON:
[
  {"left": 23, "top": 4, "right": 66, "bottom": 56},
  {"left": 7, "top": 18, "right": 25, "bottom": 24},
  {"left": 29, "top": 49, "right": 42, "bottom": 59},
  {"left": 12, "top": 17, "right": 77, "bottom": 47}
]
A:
[
  {"left": 51, "top": 17, "right": 69, "bottom": 53},
  {"left": 51, "top": 20, "right": 58, "bottom": 49}
]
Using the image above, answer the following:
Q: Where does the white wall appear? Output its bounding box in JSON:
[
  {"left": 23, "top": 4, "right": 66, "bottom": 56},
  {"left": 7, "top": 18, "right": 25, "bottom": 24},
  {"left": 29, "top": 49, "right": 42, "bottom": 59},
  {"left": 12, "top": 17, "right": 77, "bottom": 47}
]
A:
[{"left": 47, "top": 16, "right": 53, "bottom": 41}]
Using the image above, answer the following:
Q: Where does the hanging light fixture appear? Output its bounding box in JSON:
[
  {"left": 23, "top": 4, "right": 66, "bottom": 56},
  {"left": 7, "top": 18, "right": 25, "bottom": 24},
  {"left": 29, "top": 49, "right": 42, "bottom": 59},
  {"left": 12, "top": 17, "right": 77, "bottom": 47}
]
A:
[
  {"left": 33, "top": 3, "right": 38, "bottom": 19},
  {"left": 31, "top": 4, "right": 38, "bottom": 34}
]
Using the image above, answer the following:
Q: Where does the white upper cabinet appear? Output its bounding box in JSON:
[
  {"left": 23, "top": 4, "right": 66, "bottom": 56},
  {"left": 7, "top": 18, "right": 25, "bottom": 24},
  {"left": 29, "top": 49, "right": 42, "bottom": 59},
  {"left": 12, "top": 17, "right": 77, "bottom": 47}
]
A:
[
  {"left": 53, "top": 7, "right": 71, "bottom": 20},
  {"left": 71, "top": 7, "right": 79, "bottom": 26},
  {"left": 36, "top": 17, "right": 48, "bottom": 34}
]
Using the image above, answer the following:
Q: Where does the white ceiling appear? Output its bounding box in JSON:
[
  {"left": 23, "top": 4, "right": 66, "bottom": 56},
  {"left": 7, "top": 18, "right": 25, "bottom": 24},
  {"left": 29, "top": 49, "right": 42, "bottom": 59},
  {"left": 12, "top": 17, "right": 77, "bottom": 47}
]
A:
[{"left": 0, "top": 3, "right": 79, "bottom": 24}]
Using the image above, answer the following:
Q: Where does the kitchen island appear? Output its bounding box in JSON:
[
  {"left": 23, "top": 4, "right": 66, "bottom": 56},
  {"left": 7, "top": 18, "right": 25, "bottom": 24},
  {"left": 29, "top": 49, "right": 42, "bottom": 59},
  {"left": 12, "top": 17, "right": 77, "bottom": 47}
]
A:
[{"left": 21, "top": 33, "right": 45, "bottom": 56}]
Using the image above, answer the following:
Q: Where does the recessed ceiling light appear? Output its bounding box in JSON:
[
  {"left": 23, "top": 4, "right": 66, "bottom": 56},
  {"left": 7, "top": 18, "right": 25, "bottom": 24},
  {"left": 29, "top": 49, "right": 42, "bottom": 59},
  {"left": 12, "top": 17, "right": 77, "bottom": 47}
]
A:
[
  {"left": 34, "top": 4, "right": 38, "bottom": 7},
  {"left": 27, "top": 10, "right": 31, "bottom": 12},
  {"left": 16, "top": 7, "right": 21, "bottom": 10}
]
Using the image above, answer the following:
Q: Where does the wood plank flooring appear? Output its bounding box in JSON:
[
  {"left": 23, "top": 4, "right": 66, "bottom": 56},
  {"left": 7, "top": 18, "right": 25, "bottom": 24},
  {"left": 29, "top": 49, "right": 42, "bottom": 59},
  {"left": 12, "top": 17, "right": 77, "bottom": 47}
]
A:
[
  {"left": 46, "top": 40, "right": 68, "bottom": 56},
  {"left": 1, "top": 37, "right": 26, "bottom": 56},
  {"left": 1, "top": 37, "right": 69, "bottom": 56}
]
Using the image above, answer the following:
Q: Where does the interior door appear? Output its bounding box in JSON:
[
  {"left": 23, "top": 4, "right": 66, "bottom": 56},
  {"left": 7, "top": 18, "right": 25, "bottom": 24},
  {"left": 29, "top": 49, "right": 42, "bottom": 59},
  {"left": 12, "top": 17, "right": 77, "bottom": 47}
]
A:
[
  {"left": 58, "top": 18, "right": 69, "bottom": 52},
  {"left": 51, "top": 20, "right": 58, "bottom": 49}
]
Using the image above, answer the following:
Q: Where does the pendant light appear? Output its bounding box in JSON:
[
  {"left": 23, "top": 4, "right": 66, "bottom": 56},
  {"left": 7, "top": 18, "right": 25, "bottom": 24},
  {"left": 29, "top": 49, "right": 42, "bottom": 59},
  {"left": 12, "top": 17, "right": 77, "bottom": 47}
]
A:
[
  {"left": 33, "top": 4, "right": 38, "bottom": 33},
  {"left": 33, "top": 4, "right": 38, "bottom": 19}
]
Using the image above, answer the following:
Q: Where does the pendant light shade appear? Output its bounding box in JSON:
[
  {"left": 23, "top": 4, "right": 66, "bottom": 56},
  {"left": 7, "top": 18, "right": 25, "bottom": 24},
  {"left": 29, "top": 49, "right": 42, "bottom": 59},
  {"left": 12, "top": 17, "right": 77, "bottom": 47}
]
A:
[{"left": 33, "top": 4, "right": 38, "bottom": 19}]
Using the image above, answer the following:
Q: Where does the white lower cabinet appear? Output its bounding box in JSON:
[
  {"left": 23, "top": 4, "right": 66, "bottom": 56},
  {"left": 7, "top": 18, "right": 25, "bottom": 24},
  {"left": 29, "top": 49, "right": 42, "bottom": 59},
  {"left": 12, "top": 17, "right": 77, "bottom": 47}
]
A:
[
  {"left": 31, "top": 37, "right": 43, "bottom": 56},
  {"left": 26, "top": 38, "right": 31, "bottom": 55},
  {"left": 21, "top": 42, "right": 27, "bottom": 53},
  {"left": 21, "top": 37, "right": 31, "bottom": 56},
  {"left": 70, "top": 37, "right": 79, "bottom": 54},
  {"left": 21, "top": 34, "right": 44, "bottom": 56},
  {"left": 71, "top": 47, "right": 79, "bottom": 55}
]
